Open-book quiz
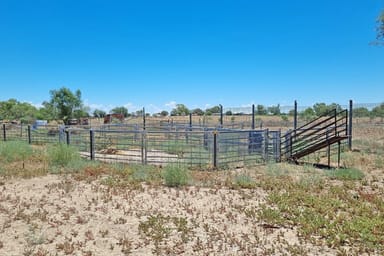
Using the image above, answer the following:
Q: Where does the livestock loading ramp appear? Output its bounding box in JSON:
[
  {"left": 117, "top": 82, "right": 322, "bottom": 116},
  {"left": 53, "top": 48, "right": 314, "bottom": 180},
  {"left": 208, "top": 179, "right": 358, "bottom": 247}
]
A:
[{"left": 281, "top": 109, "right": 349, "bottom": 167}]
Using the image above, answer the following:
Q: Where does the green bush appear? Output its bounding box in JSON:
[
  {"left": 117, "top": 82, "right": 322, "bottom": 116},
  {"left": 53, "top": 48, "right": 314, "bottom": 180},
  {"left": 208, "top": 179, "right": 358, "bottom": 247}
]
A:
[
  {"left": 326, "top": 168, "right": 364, "bottom": 181},
  {"left": 163, "top": 165, "right": 190, "bottom": 187},
  {"left": 234, "top": 174, "right": 255, "bottom": 189},
  {"left": 0, "top": 141, "right": 33, "bottom": 163},
  {"left": 47, "top": 143, "right": 80, "bottom": 167}
]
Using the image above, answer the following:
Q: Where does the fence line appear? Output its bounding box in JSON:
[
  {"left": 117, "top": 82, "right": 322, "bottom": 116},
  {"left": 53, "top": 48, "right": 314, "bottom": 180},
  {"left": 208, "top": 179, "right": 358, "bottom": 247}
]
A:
[{"left": 1, "top": 123, "right": 280, "bottom": 169}]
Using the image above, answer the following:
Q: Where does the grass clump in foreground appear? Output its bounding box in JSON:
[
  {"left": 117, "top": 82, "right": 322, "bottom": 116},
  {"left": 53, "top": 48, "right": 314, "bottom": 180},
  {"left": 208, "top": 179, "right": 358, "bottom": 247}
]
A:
[
  {"left": 325, "top": 167, "right": 364, "bottom": 181},
  {"left": 47, "top": 143, "right": 81, "bottom": 170},
  {"left": 257, "top": 164, "right": 383, "bottom": 253},
  {"left": 0, "top": 140, "right": 33, "bottom": 163},
  {"left": 163, "top": 164, "right": 190, "bottom": 187},
  {"left": 0, "top": 141, "right": 46, "bottom": 177}
]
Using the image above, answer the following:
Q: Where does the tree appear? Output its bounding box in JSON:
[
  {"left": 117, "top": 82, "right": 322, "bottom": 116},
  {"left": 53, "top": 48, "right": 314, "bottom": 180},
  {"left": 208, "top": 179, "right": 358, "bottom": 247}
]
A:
[
  {"left": 49, "top": 87, "right": 83, "bottom": 124},
  {"left": 192, "top": 108, "right": 204, "bottom": 116},
  {"left": 171, "top": 104, "right": 190, "bottom": 116},
  {"left": 313, "top": 102, "right": 342, "bottom": 116},
  {"left": 256, "top": 104, "right": 267, "bottom": 115},
  {"left": 111, "top": 106, "right": 129, "bottom": 117},
  {"left": 268, "top": 104, "right": 281, "bottom": 115},
  {"left": 205, "top": 105, "right": 221, "bottom": 116},
  {"left": 93, "top": 109, "right": 106, "bottom": 118},
  {"left": 300, "top": 107, "right": 316, "bottom": 122},
  {"left": 313, "top": 103, "right": 328, "bottom": 116},
  {"left": 160, "top": 110, "right": 169, "bottom": 117},
  {"left": 0, "top": 99, "right": 38, "bottom": 123},
  {"left": 353, "top": 107, "right": 370, "bottom": 118},
  {"left": 371, "top": 103, "right": 384, "bottom": 120},
  {"left": 74, "top": 105, "right": 90, "bottom": 118}
]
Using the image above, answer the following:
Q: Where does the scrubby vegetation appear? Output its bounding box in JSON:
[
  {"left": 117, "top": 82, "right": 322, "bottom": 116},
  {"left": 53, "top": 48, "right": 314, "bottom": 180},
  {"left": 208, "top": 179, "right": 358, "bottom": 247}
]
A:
[{"left": 0, "top": 124, "right": 383, "bottom": 255}]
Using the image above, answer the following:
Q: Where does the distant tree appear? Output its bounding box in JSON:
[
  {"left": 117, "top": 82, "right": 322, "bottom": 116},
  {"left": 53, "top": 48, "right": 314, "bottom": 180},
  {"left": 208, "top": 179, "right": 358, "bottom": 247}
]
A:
[
  {"left": 352, "top": 107, "right": 370, "bottom": 117},
  {"left": 111, "top": 106, "right": 129, "bottom": 117},
  {"left": 49, "top": 87, "right": 83, "bottom": 124},
  {"left": 313, "top": 102, "right": 342, "bottom": 116},
  {"left": 300, "top": 107, "right": 316, "bottom": 122},
  {"left": 0, "top": 99, "right": 38, "bottom": 123},
  {"left": 192, "top": 108, "right": 204, "bottom": 116},
  {"left": 205, "top": 105, "right": 221, "bottom": 116},
  {"left": 268, "top": 104, "right": 281, "bottom": 115},
  {"left": 160, "top": 110, "right": 169, "bottom": 117},
  {"left": 256, "top": 104, "right": 267, "bottom": 115},
  {"left": 93, "top": 109, "right": 106, "bottom": 118},
  {"left": 171, "top": 104, "right": 190, "bottom": 116},
  {"left": 313, "top": 103, "right": 328, "bottom": 116},
  {"left": 225, "top": 110, "right": 233, "bottom": 115},
  {"left": 74, "top": 105, "right": 90, "bottom": 118},
  {"left": 371, "top": 103, "right": 384, "bottom": 120},
  {"left": 328, "top": 103, "right": 343, "bottom": 113},
  {"left": 135, "top": 109, "right": 144, "bottom": 117},
  {"left": 36, "top": 101, "right": 57, "bottom": 120}
]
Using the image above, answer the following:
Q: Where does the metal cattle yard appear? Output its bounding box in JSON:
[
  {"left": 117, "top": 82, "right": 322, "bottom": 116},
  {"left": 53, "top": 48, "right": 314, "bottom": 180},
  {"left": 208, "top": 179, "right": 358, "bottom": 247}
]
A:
[
  {"left": 1, "top": 120, "right": 281, "bottom": 169},
  {"left": 1, "top": 102, "right": 353, "bottom": 169}
]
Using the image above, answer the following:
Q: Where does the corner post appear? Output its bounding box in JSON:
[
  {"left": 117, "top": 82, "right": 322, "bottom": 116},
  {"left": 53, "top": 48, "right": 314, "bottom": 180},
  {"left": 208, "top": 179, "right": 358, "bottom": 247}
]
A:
[{"left": 348, "top": 100, "right": 353, "bottom": 150}]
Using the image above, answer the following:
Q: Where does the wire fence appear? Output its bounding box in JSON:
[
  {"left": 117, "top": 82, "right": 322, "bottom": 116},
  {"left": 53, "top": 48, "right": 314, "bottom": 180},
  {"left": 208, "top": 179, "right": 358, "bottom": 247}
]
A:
[{"left": 1, "top": 123, "right": 280, "bottom": 169}]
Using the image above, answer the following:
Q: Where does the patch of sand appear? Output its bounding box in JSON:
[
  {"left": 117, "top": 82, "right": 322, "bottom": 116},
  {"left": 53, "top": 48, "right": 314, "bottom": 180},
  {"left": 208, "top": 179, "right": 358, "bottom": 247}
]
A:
[{"left": 0, "top": 175, "right": 337, "bottom": 255}]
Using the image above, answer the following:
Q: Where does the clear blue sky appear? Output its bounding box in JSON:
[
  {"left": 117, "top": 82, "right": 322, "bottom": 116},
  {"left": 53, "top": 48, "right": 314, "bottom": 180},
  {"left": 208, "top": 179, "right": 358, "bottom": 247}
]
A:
[{"left": 0, "top": 0, "right": 383, "bottom": 113}]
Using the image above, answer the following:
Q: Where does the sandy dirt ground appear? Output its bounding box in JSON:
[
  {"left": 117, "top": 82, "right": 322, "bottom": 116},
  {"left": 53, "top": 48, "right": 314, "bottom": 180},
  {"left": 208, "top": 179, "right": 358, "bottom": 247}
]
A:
[{"left": 0, "top": 174, "right": 340, "bottom": 256}]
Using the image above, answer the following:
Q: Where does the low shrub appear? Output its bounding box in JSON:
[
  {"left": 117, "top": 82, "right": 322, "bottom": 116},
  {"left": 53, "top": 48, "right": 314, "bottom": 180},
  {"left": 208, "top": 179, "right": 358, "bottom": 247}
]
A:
[
  {"left": 47, "top": 143, "right": 81, "bottom": 168},
  {"left": 234, "top": 173, "right": 255, "bottom": 189},
  {"left": 163, "top": 165, "right": 190, "bottom": 187},
  {"left": 326, "top": 168, "right": 364, "bottom": 181},
  {"left": 0, "top": 141, "right": 33, "bottom": 163}
]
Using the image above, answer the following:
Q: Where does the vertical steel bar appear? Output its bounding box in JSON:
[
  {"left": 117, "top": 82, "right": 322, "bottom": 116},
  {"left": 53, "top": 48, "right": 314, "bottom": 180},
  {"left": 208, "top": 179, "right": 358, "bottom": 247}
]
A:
[
  {"left": 252, "top": 104, "right": 255, "bottom": 130},
  {"left": 141, "top": 131, "right": 144, "bottom": 164},
  {"left": 277, "top": 129, "right": 281, "bottom": 162},
  {"left": 219, "top": 104, "right": 223, "bottom": 128},
  {"left": 28, "top": 125, "right": 31, "bottom": 144},
  {"left": 143, "top": 107, "right": 146, "bottom": 130},
  {"left": 213, "top": 131, "right": 217, "bottom": 169},
  {"left": 327, "top": 143, "right": 331, "bottom": 168},
  {"left": 2, "top": 124, "right": 6, "bottom": 141},
  {"left": 66, "top": 130, "right": 70, "bottom": 145},
  {"left": 348, "top": 100, "right": 353, "bottom": 150},
  {"left": 337, "top": 141, "right": 341, "bottom": 168},
  {"left": 90, "top": 129, "right": 95, "bottom": 160},
  {"left": 264, "top": 129, "right": 269, "bottom": 162}
]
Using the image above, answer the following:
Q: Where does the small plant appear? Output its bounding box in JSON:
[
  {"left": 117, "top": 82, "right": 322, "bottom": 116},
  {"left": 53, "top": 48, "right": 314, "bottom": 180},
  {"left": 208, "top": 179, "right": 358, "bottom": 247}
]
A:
[
  {"left": 326, "top": 168, "right": 364, "bottom": 181},
  {"left": 47, "top": 143, "right": 81, "bottom": 170},
  {"left": 163, "top": 164, "right": 190, "bottom": 187},
  {"left": 234, "top": 173, "right": 255, "bottom": 189},
  {"left": 0, "top": 141, "right": 33, "bottom": 168}
]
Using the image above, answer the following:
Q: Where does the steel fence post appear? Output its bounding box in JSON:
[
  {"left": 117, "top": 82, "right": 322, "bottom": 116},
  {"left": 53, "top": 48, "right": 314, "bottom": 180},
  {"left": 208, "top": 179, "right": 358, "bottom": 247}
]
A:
[
  {"left": 252, "top": 104, "right": 255, "bottom": 129},
  {"left": 219, "top": 104, "right": 223, "bottom": 128},
  {"left": 66, "top": 129, "right": 70, "bottom": 145},
  {"left": 264, "top": 129, "right": 269, "bottom": 162},
  {"left": 28, "top": 125, "right": 32, "bottom": 144},
  {"left": 90, "top": 129, "right": 95, "bottom": 160},
  {"left": 348, "top": 100, "right": 353, "bottom": 150},
  {"left": 2, "top": 124, "right": 6, "bottom": 141},
  {"left": 277, "top": 129, "right": 281, "bottom": 162},
  {"left": 213, "top": 130, "right": 218, "bottom": 169}
]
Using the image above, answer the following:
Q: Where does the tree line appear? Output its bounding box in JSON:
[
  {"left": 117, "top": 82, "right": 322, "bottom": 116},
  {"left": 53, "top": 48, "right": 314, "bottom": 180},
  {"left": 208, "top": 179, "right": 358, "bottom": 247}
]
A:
[{"left": 1, "top": 87, "right": 384, "bottom": 124}]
